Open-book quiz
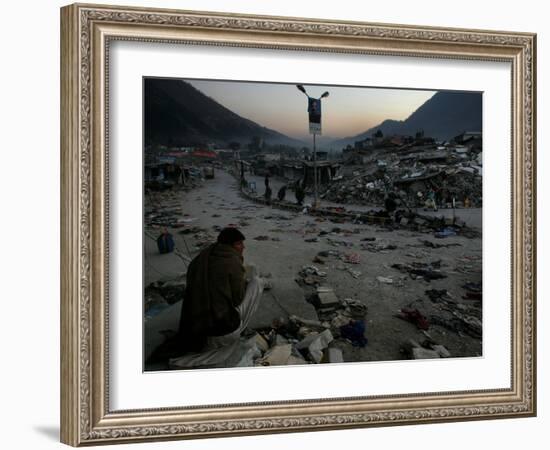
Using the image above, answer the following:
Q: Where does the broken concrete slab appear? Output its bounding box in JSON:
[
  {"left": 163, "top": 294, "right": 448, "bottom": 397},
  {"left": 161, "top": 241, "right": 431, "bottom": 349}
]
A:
[
  {"left": 376, "top": 276, "right": 394, "bottom": 284},
  {"left": 296, "top": 332, "right": 321, "bottom": 350},
  {"left": 316, "top": 287, "right": 340, "bottom": 308},
  {"left": 432, "top": 344, "right": 452, "bottom": 358},
  {"left": 412, "top": 347, "right": 441, "bottom": 359},
  {"left": 307, "top": 329, "right": 334, "bottom": 363},
  {"left": 258, "top": 344, "right": 292, "bottom": 366},
  {"left": 324, "top": 347, "right": 344, "bottom": 364}
]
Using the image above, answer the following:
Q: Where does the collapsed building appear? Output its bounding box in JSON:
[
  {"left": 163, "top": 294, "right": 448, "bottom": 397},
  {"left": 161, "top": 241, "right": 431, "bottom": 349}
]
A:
[{"left": 321, "top": 135, "right": 482, "bottom": 208}]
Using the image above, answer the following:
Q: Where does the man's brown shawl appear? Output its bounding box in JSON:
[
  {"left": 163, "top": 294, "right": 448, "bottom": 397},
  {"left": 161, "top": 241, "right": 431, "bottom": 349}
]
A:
[{"left": 178, "top": 243, "right": 246, "bottom": 351}]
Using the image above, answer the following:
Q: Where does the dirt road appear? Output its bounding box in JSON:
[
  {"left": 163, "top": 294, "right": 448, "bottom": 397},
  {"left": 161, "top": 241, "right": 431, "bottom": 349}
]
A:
[{"left": 145, "top": 169, "right": 482, "bottom": 365}]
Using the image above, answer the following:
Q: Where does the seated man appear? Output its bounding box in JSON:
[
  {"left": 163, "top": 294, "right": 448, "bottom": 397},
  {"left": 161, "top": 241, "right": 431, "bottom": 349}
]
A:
[{"left": 170, "top": 227, "right": 265, "bottom": 368}]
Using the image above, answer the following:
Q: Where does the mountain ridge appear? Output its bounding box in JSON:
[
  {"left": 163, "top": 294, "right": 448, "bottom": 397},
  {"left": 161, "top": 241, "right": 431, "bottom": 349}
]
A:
[
  {"left": 144, "top": 79, "right": 305, "bottom": 149},
  {"left": 330, "top": 91, "right": 482, "bottom": 148}
]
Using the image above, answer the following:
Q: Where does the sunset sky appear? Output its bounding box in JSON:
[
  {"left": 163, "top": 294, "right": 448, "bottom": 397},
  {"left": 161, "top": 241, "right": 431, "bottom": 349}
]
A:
[{"left": 188, "top": 79, "right": 437, "bottom": 141}]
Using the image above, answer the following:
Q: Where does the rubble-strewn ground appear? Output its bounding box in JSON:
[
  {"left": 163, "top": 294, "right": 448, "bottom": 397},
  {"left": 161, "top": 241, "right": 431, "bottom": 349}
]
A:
[{"left": 144, "top": 169, "right": 482, "bottom": 370}]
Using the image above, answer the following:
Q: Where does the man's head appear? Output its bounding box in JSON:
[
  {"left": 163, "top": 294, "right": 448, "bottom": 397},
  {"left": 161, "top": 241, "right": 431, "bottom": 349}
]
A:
[{"left": 217, "top": 227, "right": 246, "bottom": 255}]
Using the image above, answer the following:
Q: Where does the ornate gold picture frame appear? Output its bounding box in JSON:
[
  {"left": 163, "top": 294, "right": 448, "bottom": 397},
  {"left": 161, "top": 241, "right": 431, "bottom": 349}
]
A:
[{"left": 60, "top": 3, "right": 536, "bottom": 446}]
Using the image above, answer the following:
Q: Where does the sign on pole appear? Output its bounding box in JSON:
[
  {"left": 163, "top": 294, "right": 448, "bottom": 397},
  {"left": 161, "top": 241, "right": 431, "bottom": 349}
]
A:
[{"left": 308, "top": 97, "right": 322, "bottom": 135}]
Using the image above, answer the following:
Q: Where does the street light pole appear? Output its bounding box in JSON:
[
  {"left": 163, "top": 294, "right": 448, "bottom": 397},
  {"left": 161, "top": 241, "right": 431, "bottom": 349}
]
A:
[
  {"left": 296, "top": 85, "right": 329, "bottom": 209},
  {"left": 313, "top": 132, "right": 318, "bottom": 208}
]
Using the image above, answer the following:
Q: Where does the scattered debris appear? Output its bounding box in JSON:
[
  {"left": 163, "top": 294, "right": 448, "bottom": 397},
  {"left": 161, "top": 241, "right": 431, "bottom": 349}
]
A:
[
  {"left": 342, "top": 252, "right": 361, "bottom": 264},
  {"left": 435, "top": 227, "right": 457, "bottom": 239},
  {"left": 327, "top": 238, "right": 354, "bottom": 247},
  {"left": 361, "top": 240, "right": 398, "bottom": 252},
  {"left": 391, "top": 261, "right": 446, "bottom": 281},
  {"left": 340, "top": 320, "right": 368, "bottom": 347},
  {"left": 345, "top": 268, "right": 362, "bottom": 279},
  {"left": 305, "top": 237, "right": 320, "bottom": 243},
  {"left": 313, "top": 255, "right": 326, "bottom": 264},
  {"left": 430, "top": 314, "right": 482, "bottom": 339},
  {"left": 462, "top": 282, "right": 482, "bottom": 301},
  {"left": 376, "top": 276, "right": 394, "bottom": 284},
  {"left": 425, "top": 289, "right": 452, "bottom": 303},
  {"left": 254, "top": 235, "right": 270, "bottom": 241},
  {"left": 419, "top": 239, "right": 461, "bottom": 249},
  {"left": 396, "top": 308, "right": 430, "bottom": 330}
]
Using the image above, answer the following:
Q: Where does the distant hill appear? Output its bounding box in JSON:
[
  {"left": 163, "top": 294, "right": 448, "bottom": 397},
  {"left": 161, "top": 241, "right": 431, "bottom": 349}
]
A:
[
  {"left": 331, "top": 91, "right": 482, "bottom": 148},
  {"left": 144, "top": 78, "right": 304, "bottom": 149}
]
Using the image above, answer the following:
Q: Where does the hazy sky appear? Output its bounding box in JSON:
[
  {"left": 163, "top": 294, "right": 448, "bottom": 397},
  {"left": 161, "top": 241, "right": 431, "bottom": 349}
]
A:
[{"left": 188, "top": 79, "right": 436, "bottom": 141}]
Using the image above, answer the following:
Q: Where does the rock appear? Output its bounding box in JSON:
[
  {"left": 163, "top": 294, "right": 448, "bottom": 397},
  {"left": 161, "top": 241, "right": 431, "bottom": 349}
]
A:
[
  {"left": 412, "top": 347, "right": 441, "bottom": 359},
  {"left": 432, "top": 344, "right": 452, "bottom": 358},
  {"left": 376, "top": 276, "right": 394, "bottom": 284},
  {"left": 401, "top": 339, "right": 421, "bottom": 354}
]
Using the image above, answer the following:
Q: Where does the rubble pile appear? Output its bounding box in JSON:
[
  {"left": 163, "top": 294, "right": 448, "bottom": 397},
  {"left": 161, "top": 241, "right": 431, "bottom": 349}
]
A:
[
  {"left": 256, "top": 268, "right": 371, "bottom": 367},
  {"left": 425, "top": 288, "right": 482, "bottom": 339},
  {"left": 240, "top": 295, "right": 368, "bottom": 367},
  {"left": 391, "top": 260, "right": 447, "bottom": 281},
  {"left": 321, "top": 145, "right": 482, "bottom": 208}
]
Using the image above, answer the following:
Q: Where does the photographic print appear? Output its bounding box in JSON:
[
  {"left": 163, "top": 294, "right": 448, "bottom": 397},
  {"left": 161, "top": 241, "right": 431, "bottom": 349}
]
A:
[
  {"left": 61, "top": 4, "right": 535, "bottom": 445},
  {"left": 143, "top": 78, "right": 483, "bottom": 371}
]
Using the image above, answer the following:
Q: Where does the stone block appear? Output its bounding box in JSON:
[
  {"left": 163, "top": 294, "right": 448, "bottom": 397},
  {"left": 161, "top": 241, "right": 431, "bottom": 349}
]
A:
[
  {"left": 316, "top": 287, "right": 340, "bottom": 308},
  {"left": 307, "top": 329, "right": 334, "bottom": 363},
  {"left": 324, "top": 347, "right": 344, "bottom": 363}
]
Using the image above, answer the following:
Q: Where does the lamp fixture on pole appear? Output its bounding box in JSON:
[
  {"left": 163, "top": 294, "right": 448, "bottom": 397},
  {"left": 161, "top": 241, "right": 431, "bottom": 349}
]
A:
[{"left": 296, "top": 85, "right": 329, "bottom": 209}]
